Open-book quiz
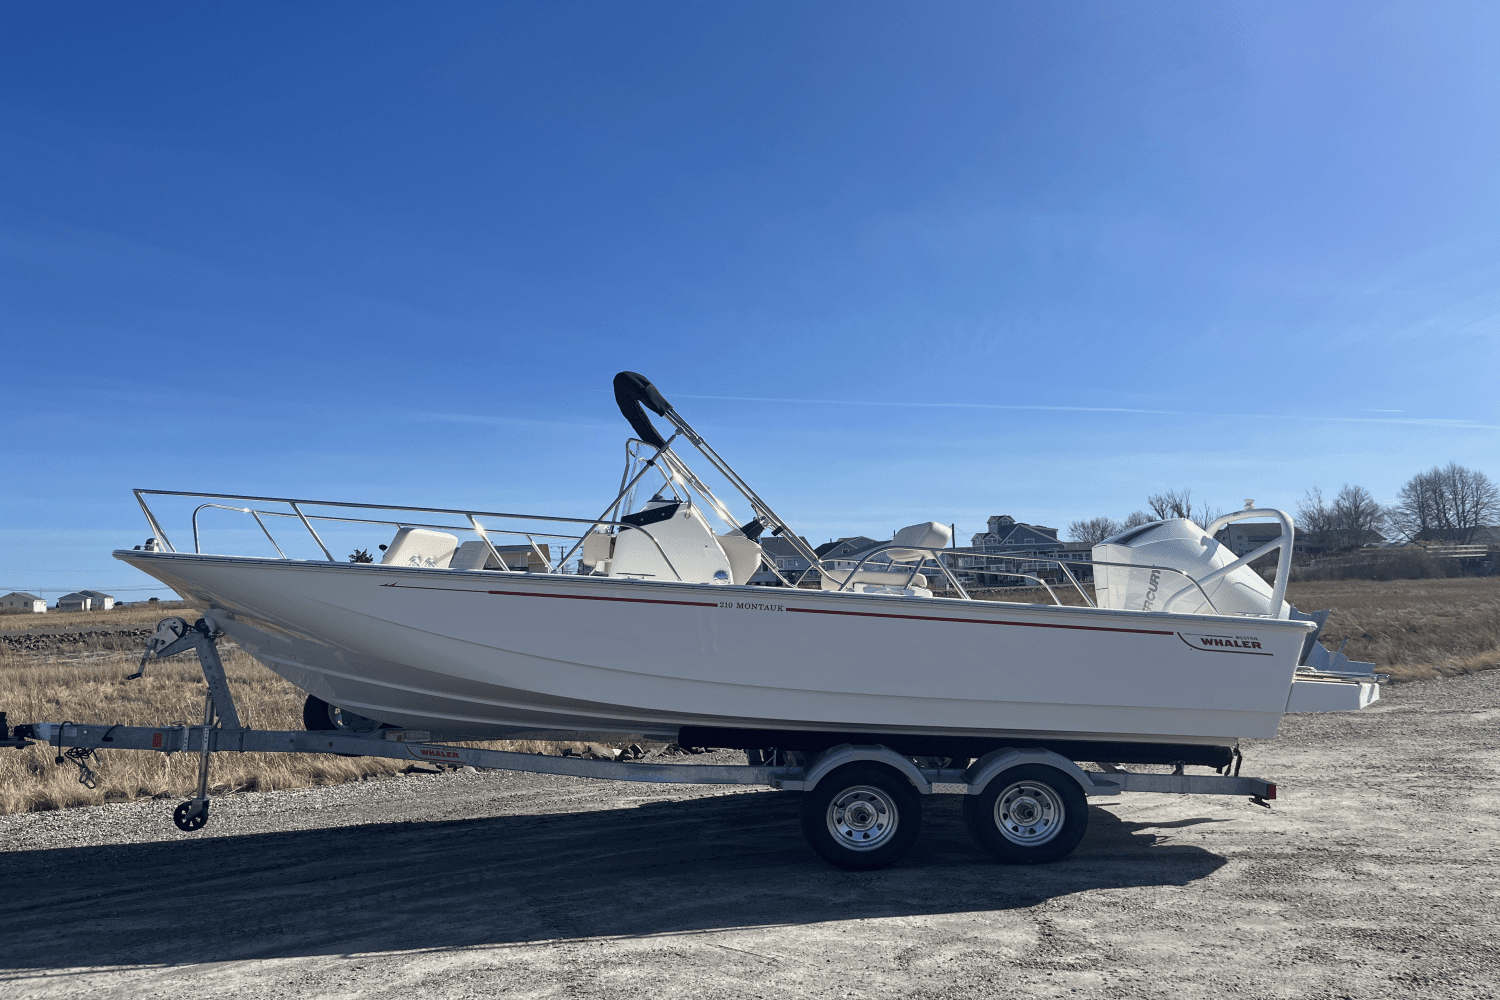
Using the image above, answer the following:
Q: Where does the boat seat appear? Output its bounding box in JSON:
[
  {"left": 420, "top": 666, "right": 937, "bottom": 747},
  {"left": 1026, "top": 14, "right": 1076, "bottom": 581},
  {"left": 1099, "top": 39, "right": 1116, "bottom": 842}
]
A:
[
  {"left": 821, "top": 567, "right": 929, "bottom": 595},
  {"left": 451, "top": 540, "right": 551, "bottom": 572},
  {"left": 451, "top": 541, "right": 503, "bottom": 571},
  {"left": 887, "top": 521, "right": 953, "bottom": 562},
  {"left": 580, "top": 531, "right": 614, "bottom": 575},
  {"left": 380, "top": 528, "right": 458, "bottom": 569}
]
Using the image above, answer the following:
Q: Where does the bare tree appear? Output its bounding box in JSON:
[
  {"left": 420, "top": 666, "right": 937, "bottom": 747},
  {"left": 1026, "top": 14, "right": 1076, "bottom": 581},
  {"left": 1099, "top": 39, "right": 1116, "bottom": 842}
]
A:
[
  {"left": 1297, "top": 487, "right": 1335, "bottom": 538},
  {"left": 1068, "top": 516, "right": 1121, "bottom": 546},
  {"left": 1299, "top": 485, "right": 1387, "bottom": 551},
  {"left": 1390, "top": 463, "right": 1500, "bottom": 543},
  {"left": 1146, "top": 488, "right": 1221, "bottom": 531},
  {"left": 1330, "top": 484, "right": 1386, "bottom": 550},
  {"left": 1147, "top": 488, "right": 1194, "bottom": 521},
  {"left": 1191, "top": 504, "right": 1223, "bottom": 531},
  {"left": 1120, "top": 510, "right": 1153, "bottom": 530}
]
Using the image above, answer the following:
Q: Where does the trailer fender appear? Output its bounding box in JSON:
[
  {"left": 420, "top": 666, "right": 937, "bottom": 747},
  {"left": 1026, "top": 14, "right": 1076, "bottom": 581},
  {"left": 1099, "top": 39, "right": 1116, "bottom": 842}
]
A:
[
  {"left": 779, "top": 744, "right": 932, "bottom": 794},
  {"left": 965, "top": 749, "right": 1106, "bottom": 798}
]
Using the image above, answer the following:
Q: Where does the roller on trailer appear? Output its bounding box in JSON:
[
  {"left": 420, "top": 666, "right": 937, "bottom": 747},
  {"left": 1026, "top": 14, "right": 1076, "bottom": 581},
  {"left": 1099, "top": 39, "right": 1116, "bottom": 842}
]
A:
[{"left": 0, "top": 617, "right": 1275, "bottom": 870}]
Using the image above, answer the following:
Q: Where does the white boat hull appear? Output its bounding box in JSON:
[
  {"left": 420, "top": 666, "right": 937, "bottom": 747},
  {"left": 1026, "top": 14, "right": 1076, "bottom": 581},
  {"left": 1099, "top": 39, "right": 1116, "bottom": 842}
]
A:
[{"left": 116, "top": 550, "right": 1319, "bottom": 747}]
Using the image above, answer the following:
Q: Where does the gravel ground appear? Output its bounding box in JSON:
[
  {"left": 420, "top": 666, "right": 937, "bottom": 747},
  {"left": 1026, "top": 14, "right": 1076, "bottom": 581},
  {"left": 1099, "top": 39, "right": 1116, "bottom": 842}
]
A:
[{"left": 2, "top": 673, "right": 1498, "bottom": 999}]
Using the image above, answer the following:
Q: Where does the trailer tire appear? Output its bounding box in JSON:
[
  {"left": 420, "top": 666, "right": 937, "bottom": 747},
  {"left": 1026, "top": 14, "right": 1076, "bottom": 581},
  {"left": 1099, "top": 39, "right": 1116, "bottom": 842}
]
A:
[
  {"left": 964, "top": 763, "right": 1088, "bottom": 864},
  {"left": 303, "top": 694, "right": 391, "bottom": 734},
  {"left": 799, "top": 762, "right": 922, "bottom": 871},
  {"left": 302, "top": 695, "right": 338, "bottom": 731}
]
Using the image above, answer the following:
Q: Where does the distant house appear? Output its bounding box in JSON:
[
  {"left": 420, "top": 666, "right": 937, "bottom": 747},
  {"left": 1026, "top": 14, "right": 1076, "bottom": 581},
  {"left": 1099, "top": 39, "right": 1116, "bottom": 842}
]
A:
[
  {"left": 1218, "top": 522, "right": 1382, "bottom": 559},
  {"left": 1468, "top": 526, "right": 1500, "bottom": 548},
  {"left": 814, "top": 536, "right": 883, "bottom": 566},
  {"left": 81, "top": 590, "right": 116, "bottom": 611},
  {"left": 748, "top": 535, "right": 818, "bottom": 586},
  {"left": 56, "top": 592, "right": 92, "bottom": 612},
  {"left": 0, "top": 592, "right": 46, "bottom": 614},
  {"left": 958, "top": 515, "right": 1079, "bottom": 587}
]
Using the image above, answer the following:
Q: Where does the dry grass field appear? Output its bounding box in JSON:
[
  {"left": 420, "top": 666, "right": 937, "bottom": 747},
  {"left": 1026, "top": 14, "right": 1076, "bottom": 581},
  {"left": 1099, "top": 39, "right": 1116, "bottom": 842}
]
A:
[
  {"left": 1, "top": 577, "right": 1495, "bottom": 815},
  {"left": 0, "top": 600, "right": 199, "bottom": 632},
  {"left": 1285, "top": 576, "right": 1500, "bottom": 681},
  {"left": 0, "top": 628, "right": 635, "bottom": 816}
]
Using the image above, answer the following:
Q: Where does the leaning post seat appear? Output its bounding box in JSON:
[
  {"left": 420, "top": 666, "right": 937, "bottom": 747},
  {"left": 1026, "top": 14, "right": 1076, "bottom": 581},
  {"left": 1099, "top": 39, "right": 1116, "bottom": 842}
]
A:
[
  {"left": 887, "top": 521, "right": 953, "bottom": 562},
  {"left": 820, "top": 568, "right": 930, "bottom": 595}
]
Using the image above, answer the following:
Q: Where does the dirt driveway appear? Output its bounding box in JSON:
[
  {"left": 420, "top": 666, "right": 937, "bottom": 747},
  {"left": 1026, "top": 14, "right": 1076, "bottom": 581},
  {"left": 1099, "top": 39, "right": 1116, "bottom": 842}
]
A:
[{"left": 2, "top": 672, "right": 1497, "bottom": 999}]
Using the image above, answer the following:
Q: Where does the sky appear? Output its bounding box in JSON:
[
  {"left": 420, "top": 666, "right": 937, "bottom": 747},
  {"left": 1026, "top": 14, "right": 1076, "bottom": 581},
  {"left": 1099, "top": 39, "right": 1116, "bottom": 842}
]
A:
[{"left": 3, "top": 2, "right": 1499, "bottom": 601}]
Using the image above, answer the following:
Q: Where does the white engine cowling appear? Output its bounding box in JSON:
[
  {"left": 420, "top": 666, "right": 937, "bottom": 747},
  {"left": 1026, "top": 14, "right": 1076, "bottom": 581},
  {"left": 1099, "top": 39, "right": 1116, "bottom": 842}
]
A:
[{"left": 1092, "top": 518, "right": 1289, "bottom": 618}]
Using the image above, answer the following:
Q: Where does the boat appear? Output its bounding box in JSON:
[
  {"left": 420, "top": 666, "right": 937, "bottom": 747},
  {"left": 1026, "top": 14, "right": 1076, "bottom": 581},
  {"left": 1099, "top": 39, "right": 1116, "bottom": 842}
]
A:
[{"left": 114, "top": 372, "right": 1381, "bottom": 768}]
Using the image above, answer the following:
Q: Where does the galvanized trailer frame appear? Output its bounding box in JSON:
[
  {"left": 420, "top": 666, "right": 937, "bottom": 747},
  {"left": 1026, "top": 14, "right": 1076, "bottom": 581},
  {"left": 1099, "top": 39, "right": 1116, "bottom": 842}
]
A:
[{"left": 0, "top": 616, "right": 1275, "bottom": 867}]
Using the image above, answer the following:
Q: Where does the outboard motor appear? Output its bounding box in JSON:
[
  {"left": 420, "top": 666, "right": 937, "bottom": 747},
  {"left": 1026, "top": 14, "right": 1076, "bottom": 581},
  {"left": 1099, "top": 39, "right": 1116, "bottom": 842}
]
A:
[{"left": 1092, "top": 509, "right": 1294, "bottom": 619}]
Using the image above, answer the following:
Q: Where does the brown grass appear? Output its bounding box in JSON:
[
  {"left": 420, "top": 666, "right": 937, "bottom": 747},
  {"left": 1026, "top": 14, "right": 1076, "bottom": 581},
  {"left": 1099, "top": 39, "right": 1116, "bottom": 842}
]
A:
[
  {"left": 1284, "top": 577, "right": 1500, "bottom": 682},
  {"left": 0, "top": 640, "right": 639, "bottom": 815},
  {"left": 0, "top": 600, "right": 199, "bottom": 632}
]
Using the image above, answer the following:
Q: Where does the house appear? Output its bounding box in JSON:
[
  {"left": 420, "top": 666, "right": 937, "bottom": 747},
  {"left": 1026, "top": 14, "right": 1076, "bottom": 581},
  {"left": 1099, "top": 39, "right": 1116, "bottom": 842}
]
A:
[
  {"left": 1217, "top": 522, "right": 1381, "bottom": 560},
  {"left": 1467, "top": 525, "right": 1500, "bottom": 548},
  {"left": 748, "top": 535, "right": 818, "bottom": 586},
  {"left": 81, "top": 590, "right": 116, "bottom": 611},
  {"left": 56, "top": 592, "right": 93, "bottom": 612},
  {"left": 959, "top": 515, "right": 1079, "bottom": 587},
  {"left": 814, "top": 536, "right": 883, "bottom": 565},
  {"left": 0, "top": 592, "right": 46, "bottom": 614}
]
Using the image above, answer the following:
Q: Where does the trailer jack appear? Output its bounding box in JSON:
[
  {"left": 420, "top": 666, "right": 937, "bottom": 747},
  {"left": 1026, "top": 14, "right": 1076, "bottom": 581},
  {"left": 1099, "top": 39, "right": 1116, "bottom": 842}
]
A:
[{"left": 132, "top": 616, "right": 242, "bottom": 830}]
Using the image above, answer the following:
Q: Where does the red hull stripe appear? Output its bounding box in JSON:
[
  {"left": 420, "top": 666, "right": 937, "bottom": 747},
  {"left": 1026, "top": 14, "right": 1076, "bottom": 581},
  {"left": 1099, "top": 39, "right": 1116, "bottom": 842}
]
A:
[
  {"left": 785, "top": 605, "right": 1175, "bottom": 635},
  {"left": 382, "top": 581, "right": 1173, "bottom": 635},
  {"left": 486, "top": 589, "right": 717, "bottom": 609}
]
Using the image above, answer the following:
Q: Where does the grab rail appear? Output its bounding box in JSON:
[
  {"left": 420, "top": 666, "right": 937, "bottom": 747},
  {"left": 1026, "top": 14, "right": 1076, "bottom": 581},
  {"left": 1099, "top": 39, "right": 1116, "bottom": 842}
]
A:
[
  {"left": 158, "top": 489, "right": 700, "bottom": 583},
  {"left": 191, "top": 503, "right": 287, "bottom": 558},
  {"left": 143, "top": 489, "right": 646, "bottom": 574},
  {"left": 816, "top": 542, "right": 1223, "bottom": 615},
  {"left": 1201, "top": 507, "right": 1295, "bottom": 619}
]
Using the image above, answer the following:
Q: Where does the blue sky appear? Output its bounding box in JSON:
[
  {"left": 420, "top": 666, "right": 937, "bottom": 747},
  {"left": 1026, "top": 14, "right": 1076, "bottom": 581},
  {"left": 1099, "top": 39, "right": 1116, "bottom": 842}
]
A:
[{"left": 3, "top": 2, "right": 1499, "bottom": 600}]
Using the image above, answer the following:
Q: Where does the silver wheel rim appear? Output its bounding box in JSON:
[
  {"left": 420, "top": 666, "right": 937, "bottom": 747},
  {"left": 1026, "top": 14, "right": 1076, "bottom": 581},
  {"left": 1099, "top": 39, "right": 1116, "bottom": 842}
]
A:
[
  {"left": 826, "top": 785, "right": 899, "bottom": 851},
  {"left": 993, "top": 780, "right": 1065, "bottom": 846}
]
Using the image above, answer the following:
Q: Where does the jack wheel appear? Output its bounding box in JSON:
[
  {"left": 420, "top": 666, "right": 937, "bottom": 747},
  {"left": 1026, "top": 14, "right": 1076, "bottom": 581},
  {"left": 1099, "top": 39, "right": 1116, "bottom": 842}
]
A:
[
  {"left": 173, "top": 799, "right": 209, "bottom": 832},
  {"left": 963, "top": 763, "right": 1088, "bottom": 864},
  {"left": 799, "top": 762, "right": 922, "bottom": 871}
]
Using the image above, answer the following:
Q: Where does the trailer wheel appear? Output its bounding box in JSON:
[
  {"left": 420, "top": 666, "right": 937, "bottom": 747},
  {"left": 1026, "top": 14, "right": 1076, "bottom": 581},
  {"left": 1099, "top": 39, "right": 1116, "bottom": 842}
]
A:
[
  {"left": 173, "top": 799, "right": 209, "bottom": 832},
  {"left": 964, "top": 763, "right": 1088, "bottom": 864},
  {"left": 303, "top": 694, "right": 389, "bottom": 733},
  {"left": 302, "top": 695, "right": 338, "bottom": 731},
  {"left": 799, "top": 763, "right": 922, "bottom": 871}
]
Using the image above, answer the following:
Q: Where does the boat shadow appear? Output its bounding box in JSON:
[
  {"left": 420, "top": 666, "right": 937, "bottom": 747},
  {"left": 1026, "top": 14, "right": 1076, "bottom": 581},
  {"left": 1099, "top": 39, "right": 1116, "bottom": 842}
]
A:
[{"left": 0, "top": 793, "right": 1228, "bottom": 971}]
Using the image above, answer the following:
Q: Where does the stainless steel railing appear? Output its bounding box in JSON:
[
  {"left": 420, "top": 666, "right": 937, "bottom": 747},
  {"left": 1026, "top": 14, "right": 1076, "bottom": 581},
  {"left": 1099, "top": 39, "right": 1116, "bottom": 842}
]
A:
[{"left": 136, "top": 489, "right": 1229, "bottom": 615}]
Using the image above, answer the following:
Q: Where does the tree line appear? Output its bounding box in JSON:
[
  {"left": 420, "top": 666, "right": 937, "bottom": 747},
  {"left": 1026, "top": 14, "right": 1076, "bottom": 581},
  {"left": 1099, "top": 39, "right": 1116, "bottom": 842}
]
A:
[{"left": 1067, "top": 462, "right": 1500, "bottom": 551}]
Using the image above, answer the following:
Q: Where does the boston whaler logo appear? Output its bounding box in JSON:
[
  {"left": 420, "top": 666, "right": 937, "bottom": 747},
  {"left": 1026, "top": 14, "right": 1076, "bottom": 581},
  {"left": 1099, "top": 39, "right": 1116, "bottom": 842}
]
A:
[{"left": 1177, "top": 631, "right": 1272, "bottom": 655}]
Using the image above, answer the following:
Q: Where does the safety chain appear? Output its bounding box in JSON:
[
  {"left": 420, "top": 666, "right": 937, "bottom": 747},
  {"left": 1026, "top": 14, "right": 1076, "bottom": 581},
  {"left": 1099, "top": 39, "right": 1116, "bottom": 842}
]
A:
[
  {"left": 64, "top": 747, "right": 99, "bottom": 789},
  {"left": 51, "top": 722, "right": 100, "bottom": 789}
]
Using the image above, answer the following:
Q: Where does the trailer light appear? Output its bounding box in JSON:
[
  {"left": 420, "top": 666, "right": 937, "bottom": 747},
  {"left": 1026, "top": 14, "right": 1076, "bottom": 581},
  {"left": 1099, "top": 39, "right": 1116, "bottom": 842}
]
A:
[{"left": 1265, "top": 783, "right": 1276, "bottom": 800}]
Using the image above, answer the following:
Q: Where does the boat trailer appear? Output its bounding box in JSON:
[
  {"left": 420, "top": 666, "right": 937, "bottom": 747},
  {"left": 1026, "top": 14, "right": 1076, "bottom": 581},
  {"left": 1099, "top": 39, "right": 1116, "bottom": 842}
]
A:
[{"left": 0, "top": 616, "right": 1277, "bottom": 869}]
